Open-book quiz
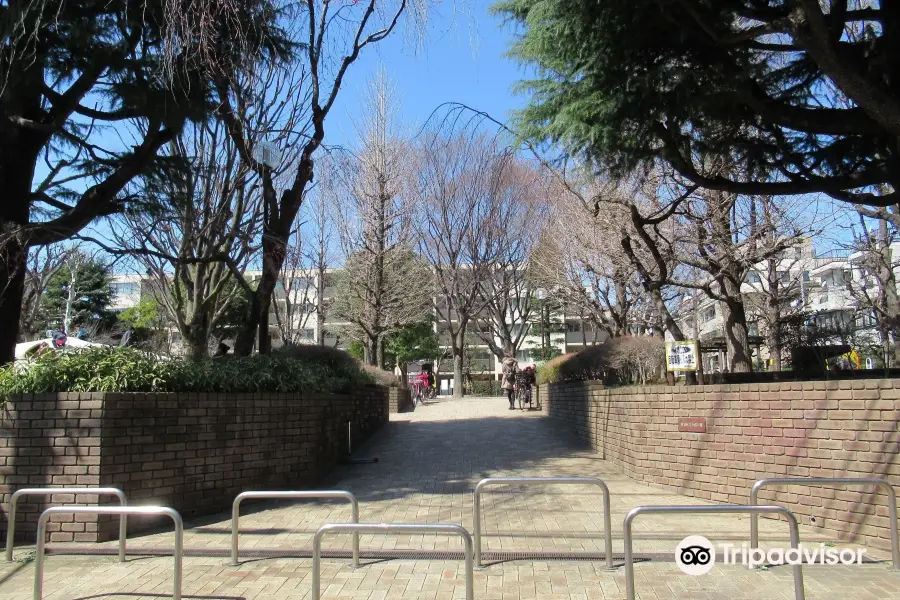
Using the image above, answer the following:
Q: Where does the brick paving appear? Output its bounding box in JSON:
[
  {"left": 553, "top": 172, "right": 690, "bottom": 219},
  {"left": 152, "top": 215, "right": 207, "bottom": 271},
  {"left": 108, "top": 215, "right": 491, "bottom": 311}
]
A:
[{"left": 1, "top": 395, "right": 898, "bottom": 599}]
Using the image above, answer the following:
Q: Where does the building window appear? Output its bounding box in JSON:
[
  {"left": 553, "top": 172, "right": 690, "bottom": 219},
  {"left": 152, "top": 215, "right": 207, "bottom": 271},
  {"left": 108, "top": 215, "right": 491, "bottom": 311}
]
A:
[
  {"left": 701, "top": 306, "right": 716, "bottom": 323},
  {"left": 291, "top": 277, "right": 312, "bottom": 290},
  {"left": 111, "top": 282, "right": 138, "bottom": 295},
  {"left": 803, "top": 271, "right": 810, "bottom": 282},
  {"left": 746, "top": 272, "right": 761, "bottom": 283},
  {"left": 856, "top": 311, "right": 877, "bottom": 329}
]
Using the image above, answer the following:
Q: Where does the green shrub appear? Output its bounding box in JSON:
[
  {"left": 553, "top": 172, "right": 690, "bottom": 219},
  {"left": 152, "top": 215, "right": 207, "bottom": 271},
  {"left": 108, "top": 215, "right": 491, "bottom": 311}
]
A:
[
  {"left": 469, "top": 379, "right": 503, "bottom": 396},
  {"left": 0, "top": 346, "right": 374, "bottom": 394}
]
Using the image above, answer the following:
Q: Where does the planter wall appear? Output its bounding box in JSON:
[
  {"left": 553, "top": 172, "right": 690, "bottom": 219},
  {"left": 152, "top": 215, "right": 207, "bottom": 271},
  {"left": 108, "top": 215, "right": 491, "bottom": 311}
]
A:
[{"left": 0, "top": 387, "right": 389, "bottom": 543}]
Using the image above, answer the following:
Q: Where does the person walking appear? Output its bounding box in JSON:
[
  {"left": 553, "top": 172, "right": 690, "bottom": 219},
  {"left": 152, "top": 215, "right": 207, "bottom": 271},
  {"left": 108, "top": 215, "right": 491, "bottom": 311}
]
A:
[
  {"left": 501, "top": 353, "right": 519, "bottom": 410},
  {"left": 394, "top": 362, "right": 404, "bottom": 387}
]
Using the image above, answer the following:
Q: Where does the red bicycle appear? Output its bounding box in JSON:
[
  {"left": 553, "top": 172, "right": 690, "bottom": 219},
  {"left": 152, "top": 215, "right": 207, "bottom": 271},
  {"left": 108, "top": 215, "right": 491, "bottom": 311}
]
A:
[{"left": 411, "top": 380, "right": 436, "bottom": 406}]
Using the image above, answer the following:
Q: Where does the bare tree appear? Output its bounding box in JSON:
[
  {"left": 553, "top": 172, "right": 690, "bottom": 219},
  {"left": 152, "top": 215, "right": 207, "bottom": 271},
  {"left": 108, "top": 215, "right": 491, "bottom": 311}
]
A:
[
  {"left": 413, "top": 133, "right": 514, "bottom": 396},
  {"left": 534, "top": 188, "right": 643, "bottom": 338},
  {"left": 110, "top": 118, "right": 263, "bottom": 359},
  {"left": 308, "top": 191, "right": 335, "bottom": 345},
  {"left": 672, "top": 183, "right": 805, "bottom": 373},
  {"left": 19, "top": 244, "right": 75, "bottom": 339},
  {"left": 271, "top": 211, "right": 317, "bottom": 346},
  {"left": 740, "top": 197, "right": 821, "bottom": 371},
  {"left": 329, "top": 73, "right": 429, "bottom": 366},
  {"left": 472, "top": 160, "right": 546, "bottom": 359},
  {"left": 218, "top": 0, "right": 431, "bottom": 356},
  {"left": 844, "top": 208, "right": 900, "bottom": 368},
  {"left": 271, "top": 187, "right": 337, "bottom": 347}
]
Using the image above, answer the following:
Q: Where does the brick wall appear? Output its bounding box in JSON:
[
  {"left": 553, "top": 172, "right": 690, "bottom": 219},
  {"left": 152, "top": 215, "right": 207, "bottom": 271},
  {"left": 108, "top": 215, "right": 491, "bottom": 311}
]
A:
[
  {"left": 0, "top": 386, "right": 389, "bottom": 543},
  {"left": 388, "top": 388, "right": 413, "bottom": 413},
  {"left": 541, "top": 379, "right": 900, "bottom": 552}
]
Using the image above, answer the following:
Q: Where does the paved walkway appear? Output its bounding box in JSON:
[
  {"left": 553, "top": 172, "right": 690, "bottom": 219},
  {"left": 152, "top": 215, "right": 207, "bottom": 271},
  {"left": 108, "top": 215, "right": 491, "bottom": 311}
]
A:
[{"left": 2, "top": 396, "right": 898, "bottom": 599}]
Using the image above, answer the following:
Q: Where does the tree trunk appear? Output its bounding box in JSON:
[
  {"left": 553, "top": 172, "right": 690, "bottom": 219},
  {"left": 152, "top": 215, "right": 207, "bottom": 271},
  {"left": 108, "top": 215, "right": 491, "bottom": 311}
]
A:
[
  {"left": 363, "top": 336, "right": 377, "bottom": 366},
  {"left": 877, "top": 219, "right": 900, "bottom": 364},
  {"left": 760, "top": 252, "right": 780, "bottom": 371},
  {"left": 0, "top": 249, "right": 27, "bottom": 364},
  {"left": 766, "top": 326, "right": 782, "bottom": 372},
  {"left": 63, "top": 265, "right": 77, "bottom": 334},
  {"left": 234, "top": 293, "right": 261, "bottom": 355},
  {"left": 182, "top": 324, "right": 211, "bottom": 360},
  {"left": 317, "top": 263, "right": 327, "bottom": 345},
  {"left": 453, "top": 350, "right": 463, "bottom": 398},
  {"left": 0, "top": 50, "right": 45, "bottom": 364},
  {"left": 721, "top": 287, "right": 753, "bottom": 373},
  {"left": 234, "top": 151, "right": 315, "bottom": 356},
  {"left": 376, "top": 334, "right": 385, "bottom": 370}
]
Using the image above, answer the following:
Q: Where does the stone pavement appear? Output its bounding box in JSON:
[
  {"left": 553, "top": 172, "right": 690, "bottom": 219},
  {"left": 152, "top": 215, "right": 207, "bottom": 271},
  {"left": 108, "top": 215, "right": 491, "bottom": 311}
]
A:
[{"left": 1, "top": 395, "right": 898, "bottom": 599}]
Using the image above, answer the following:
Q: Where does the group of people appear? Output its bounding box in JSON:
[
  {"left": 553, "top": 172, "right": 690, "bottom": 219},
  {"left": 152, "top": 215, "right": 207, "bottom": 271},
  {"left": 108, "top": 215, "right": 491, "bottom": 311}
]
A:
[
  {"left": 395, "top": 355, "right": 536, "bottom": 409},
  {"left": 501, "top": 354, "right": 536, "bottom": 410}
]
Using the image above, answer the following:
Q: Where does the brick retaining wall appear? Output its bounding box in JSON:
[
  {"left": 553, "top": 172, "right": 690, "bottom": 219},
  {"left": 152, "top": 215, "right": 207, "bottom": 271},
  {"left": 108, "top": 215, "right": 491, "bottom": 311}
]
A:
[
  {"left": 0, "top": 387, "right": 389, "bottom": 543},
  {"left": 541, "top": 379, "right": 900, "bottom": 551},
  {"left": 388, "top": 388, "right": 413, "bottom": 413}
]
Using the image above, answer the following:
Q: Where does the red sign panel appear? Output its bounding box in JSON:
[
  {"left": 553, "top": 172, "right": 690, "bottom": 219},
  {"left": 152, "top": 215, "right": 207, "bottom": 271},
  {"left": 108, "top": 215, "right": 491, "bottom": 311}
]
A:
[{"left": 678, "top": 417, "right": 706, "bottom": 433}]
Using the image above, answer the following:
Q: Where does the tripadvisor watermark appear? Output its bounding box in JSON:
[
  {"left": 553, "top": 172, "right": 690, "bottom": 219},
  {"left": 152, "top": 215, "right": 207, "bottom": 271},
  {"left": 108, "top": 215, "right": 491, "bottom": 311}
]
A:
[{"left": 676, "top": 535, "right": 865, "bottom": 575}]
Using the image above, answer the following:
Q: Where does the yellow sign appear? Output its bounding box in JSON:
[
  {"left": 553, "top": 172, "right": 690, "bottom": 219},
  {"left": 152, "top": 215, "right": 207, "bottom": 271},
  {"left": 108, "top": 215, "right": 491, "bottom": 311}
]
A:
[{"left": 666, "top": 340, "right": 699, "bottom": 372}]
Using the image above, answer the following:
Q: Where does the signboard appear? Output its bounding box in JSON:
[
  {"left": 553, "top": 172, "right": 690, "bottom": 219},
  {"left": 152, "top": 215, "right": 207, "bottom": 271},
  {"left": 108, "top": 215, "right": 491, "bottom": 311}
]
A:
[
  {"left": 678, "top": 417, "right": 706, "bottom": 433},
  {"left": 665, "top": 340, "right": 699, "bottom": 372}
]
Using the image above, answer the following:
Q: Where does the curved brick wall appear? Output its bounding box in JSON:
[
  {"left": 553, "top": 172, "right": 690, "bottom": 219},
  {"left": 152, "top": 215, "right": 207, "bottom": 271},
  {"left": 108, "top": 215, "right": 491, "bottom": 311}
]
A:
[{"left": 540, "top": 379, "right": 900, "bottom": 551}]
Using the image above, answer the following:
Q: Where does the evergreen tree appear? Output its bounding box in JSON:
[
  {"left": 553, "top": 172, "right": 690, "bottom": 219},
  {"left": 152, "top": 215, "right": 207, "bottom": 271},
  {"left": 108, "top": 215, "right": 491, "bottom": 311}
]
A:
[
  {"left": 37, "top": 251, "right": 114, "bottom": 334},
  {"left": 494, "top": 0, "right": 898, "bottom": 207}
]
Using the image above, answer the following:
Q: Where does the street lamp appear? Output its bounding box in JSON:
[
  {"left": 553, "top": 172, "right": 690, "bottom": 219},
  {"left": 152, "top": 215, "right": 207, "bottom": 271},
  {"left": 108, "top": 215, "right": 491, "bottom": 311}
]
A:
[{"left": 252, "top": 141, "right": 282, "bottom": 354}]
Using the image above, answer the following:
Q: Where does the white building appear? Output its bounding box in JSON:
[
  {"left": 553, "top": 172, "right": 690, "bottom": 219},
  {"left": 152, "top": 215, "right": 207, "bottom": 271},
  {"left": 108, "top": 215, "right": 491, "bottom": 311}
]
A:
[
  {"left": 109, "top": 268, "right": 600, "bottom": 378},
  {"left": 670, "top": 240, "right": 900, "bottom": 371}
]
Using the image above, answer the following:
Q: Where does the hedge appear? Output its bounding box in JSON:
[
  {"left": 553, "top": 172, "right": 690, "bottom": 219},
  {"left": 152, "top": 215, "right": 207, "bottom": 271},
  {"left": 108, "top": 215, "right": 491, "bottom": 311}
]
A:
[
  {"left": 0, "top": 345, "right": 375, "bottom": 394},
  {"left": 537, "top": 337, "right": 665, "bottom": 386}
]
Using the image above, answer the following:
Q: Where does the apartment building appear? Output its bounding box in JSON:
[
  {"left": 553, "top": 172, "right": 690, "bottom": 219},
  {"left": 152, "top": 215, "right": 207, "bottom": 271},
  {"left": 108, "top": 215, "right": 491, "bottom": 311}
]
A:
[
  {"left": 670, "top": 240, "right": 900, "bottom": 371},
  {"left": 110, "top": 268, "right": 600, "bottom": 381}
]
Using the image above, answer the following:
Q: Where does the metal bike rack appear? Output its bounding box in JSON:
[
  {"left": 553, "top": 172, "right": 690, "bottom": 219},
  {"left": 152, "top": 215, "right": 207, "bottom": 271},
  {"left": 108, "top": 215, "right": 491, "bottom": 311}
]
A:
[
  {"left": 473, "top": 477, "right": 613, "bottom": 569},
  {"left": 230, "top": 490, "right": 360, "bottom": 566},
  {"left": 33, "top": 505, "right": 183, "bottom": 600},
  {"left": 750, "top": 477, "right": 899, "bottom": 569},
  {"left": 312, "top": 522, "right": 474, "bottom": 600},
  {"left": 6, "top": 487, "right": 127, "bottom": 562},
  {"left": 624, "top": 505, "right": 805, "bottom": 600}
]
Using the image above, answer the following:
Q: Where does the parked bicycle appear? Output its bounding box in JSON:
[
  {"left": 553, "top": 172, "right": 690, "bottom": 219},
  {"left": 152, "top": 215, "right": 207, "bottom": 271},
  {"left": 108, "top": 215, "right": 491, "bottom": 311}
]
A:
[
  {"left": 515, "top": 383, "right": 531, "bottom": 410},
  {"left": 514, "top": 365, "right": 537, "bottom": 410}
]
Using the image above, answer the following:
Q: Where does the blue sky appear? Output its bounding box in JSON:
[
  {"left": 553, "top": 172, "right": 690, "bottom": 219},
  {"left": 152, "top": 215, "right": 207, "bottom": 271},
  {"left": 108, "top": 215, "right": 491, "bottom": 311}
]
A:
[
  {"left": 324, "top": 1, "right": 527, "bottom": 146},
  {"left": 92, "top": 1, "right": 528, "bottom": 272}
]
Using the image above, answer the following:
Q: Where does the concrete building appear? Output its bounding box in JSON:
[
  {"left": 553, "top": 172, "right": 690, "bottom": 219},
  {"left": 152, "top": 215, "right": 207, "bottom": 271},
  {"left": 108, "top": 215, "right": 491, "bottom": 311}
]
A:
[
  {"left": 669, "top": 240, "right": 900, "bottom": 371},
  {"left": 110, "top": 269, "right": 601, "bottom": 380}
]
